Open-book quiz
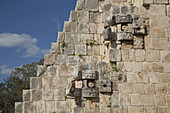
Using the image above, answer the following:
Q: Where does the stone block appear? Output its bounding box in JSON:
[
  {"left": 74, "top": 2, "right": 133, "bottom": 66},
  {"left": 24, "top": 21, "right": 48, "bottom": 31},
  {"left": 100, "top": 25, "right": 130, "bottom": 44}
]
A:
[
  {"left": 149, "top": 72, "right": 160, "bottom": 83},
  {"left": 97, "top": 23, "right": 104, "bottom": 34},
  {"left": 51, "top": 42, "right": 60, "bottom": 54},
  {"left": 47, "top": 66, "right": 57, "bottom": 77},
  {"left": 160, "top": 73, "right": 170, "bottom": 83},
  {"left": 131, "top": 94, "right": 140, "bottom": 105},
  {"left": 165, "top": 28, "right": 170, "bottom": 37},
  {"left": 163, "top": 63, "right": 170, "bottom": 72},
  {"left": 145, "top": 84, "right": 155, "bottom": 95},
  {"left": 44, "top": 54, "right": 55, "bottom": 65},
  {"left": 57, "top": 64, "right": 73, "bottom": 77},
  {"left": 138, "top": 72, "right": 149, "bottom": 83},
  {"left": 144, "top": 36, "right": 152, "bottom": 50},
  {"left": 122, "top": 62, "right": 133, "bottom": 72},
  {"left": 77, "top": 23, "right": 89, "bottom": 33},
  {"left": 155, "top": 84, "right": 168, "bottom": 95},
  {"left": 121, "top": 50, "right": 129, "bottom": 61},
  {"left": 120, "top": 6, "right": 129, "bottom": 15},
  {"left": 135, "top": 50, "right": 145, "bottom": 61},
  {"left": 128, "top": 107, "right": 143, "bottom": 113},
  {"left": 92, "top": 46, "right": 100, "bottom": 56},
  {"left": 154, "top": 0, "right": 169, "bottom": 4},
  {"left": 71, "top": 33, "right": 81, "bottom": 45},
  {"left": 42, "top": 90, "right": 54, "bottom": 101},
  {"left": 77, "top": 0, "right": 84, "bottom": 10},
  {"left": 126, "top": 72, "right": 138, "bottom": 83},
  {"left": 152, "top": 63, "right": 163, "bottom": 72},
  {"left": 116, "top": 14, "right": 132, "bottom": 24},
  {"left": 63, "top": 21, "right": 71, "bottom": 32},
  {"left": 150, "top": 28, "right": 165, "bottom": 38},
  {"left": 161, "top": 50, "right": 170, "bottom": 63},
  {"left": 85, "top": 0, "right": 98, "bottom": 11},
  {"left": 78, "top": 11, "right": 89, "bottom": 23},
  {"left": 42, "top": 77, "right": 53, "bottom": 90},
  {"left": 57, "top": 55, "right": 66, "bottom": 65},
  {"left": 133, "top": 36, "right": 144, "bottom": 49},
  {"left": 155, "top": 95, "right": 166, "bottom": 106},
  {"left": 167, "top": 95, "right": 170, "bottom": 106},
  {"left": 133, "top": 62, "right": 143, "bottom": 72},
  {"left": 75, "top": 81, "right": 83, "bottom": 88},
  {"left": 150, "top": 5, "right": 166, "bottom": 15},
  {"left": 36, "top": 101, "right": 45, "bottom": 113},
  {"left": 150, "top": 16, "right": 169, "bottom": 28},
  {"left": 109, "top": 49, "right": 121, "bottom": 62},
  {"left": 143, "top": 0, "right": 153, "bottom": 6},
  {"left": 110, "top": 6, "right": 120, "bottom": 15},
  {"left": 15, "top": 102, "right": 23, "bottom": 112},
  {"left": 55, "top": 101, "right": 70, "bottom": 113},
  {"left": 23, "top": 102, "right": 34, "bottom": 113},
  {"left": 37, "top": 65, "right": 47, "bottom": 77},
  {"left": 30, "top": 77, "right": 42, "bottom": 89},
  {"left": 117, "top": 32, "right": 133, "bottom": 41},
  {"left": 133, "top": 84, "right": 145, "bottom": 94},
  {"left": 100, "top": 94, "right": 111, "bottom": 107},
  {"left": 89, "top": 23, "right": 97, "bottom": 33},
  {"left": 99, "top": 80, "right": 112, "bottom": 93},
  {"left": 54, "top": 89, "right": 66, "bottom": 100},
  {"left": 31, "top": 89, "right": 42, "bottom": 101},
  {"left": 119, "top": 93, "right": 131, "bottom": 105},
  {"left": 89, "top": 12, "right": 102, "bottom": 23},
  {"left": 112, "top": 92, "right": 119, "bottom": 106},
  {"left": 119, "top": 83, "right": 133, "bottom": 93},
  {"left": 53, "top": 77, "right": 68, "bottom": 89},
  {"left": 65, "top": 44, "right": 75, "bottom": 55},
  {"left": 70, "top": 11, "right": 77, "bottom": 21},
  {"left": 103, "top": 28, "right": 116, "bottom": 41},
  {"left": 23, "top": 90, "right": 30, "bottom": 101},
  {"left": 167, "top": 5, "right": 170, "bottom": 16},
  {"left": 143, "top": 62, "right": 153, "bottom": 73},
  {"left": 65, "top": 32, "right": 71, "bottom": 43},
  {"left": 152, "top": 38, "right": 169, "bottom": 50},
  {"left": 71, "top": 21, "right": 78, "bottom": 33},
  {"left": 45, "top": 101, "right": 55, "bottom": 113},
  {"left": 75, "top": 45, "right": 86, "bottom": 55},
  {"left": 82, "top": 88, "right": 99, "bottom": 98},
  {"left": 57, "top": 31, "right": 65, "bottom": 43},
  {"left": 146, "top": 50, "right": 160, "bottom": 62},
  {"left": 140, "top": 95, "right": 155, "bottom": 105},
  {"left": 67, "top": 56, "right": 79, "bottom": 65}
]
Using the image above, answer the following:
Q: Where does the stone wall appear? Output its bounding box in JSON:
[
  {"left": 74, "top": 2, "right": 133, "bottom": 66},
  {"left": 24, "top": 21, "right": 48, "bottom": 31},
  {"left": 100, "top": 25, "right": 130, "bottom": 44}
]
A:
[{"left": 15, "top": 0, "right": 170, "bottom": 113}]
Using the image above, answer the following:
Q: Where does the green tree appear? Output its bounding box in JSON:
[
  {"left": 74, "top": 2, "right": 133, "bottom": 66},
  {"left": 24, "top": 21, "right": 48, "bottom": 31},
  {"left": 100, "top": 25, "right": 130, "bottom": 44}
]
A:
[{"left": 0, "top": 59, "right": 44, "bottom": 113}]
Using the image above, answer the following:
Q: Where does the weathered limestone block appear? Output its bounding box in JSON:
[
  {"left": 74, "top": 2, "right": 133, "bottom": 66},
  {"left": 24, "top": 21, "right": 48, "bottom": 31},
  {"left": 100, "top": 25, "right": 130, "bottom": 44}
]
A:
[
  {"left": 90, "top": 12, "right": 102, "bottom": 23},
  {"left": 119, "top": 93, "right": 131, "bottom": 105},
  {"left": 133, "top": 20, "right": 146, "bottom": 35},
  {"left": 15, "top": 102, "right": 23, "bottom": 113},
  {"left": 155, "top": 95, "right": 166, "bottom": 106},
  {"left": 71, "top": 33, "right": 81, "bottom": 45},
  {"left": 119, "top": 83, "right": 133, "bottom": 93},
  {"left": 42, "top": 90, "right": 54, "bottom": 100},
  {"left": 161, "top": 51, "right": 170, "bottom": 63},
  {"left": 57, "top": 64, "right": 73, "bottom": 76},
  {"left": 143, "top": 62, "right": 153, "bottom": 72},
  {"left": 167, "top": 95, "right": 170, "bottom": 106},
  {"left": 150, "top": 28, "right": 165, "bottom": 38},
  {"left": 77, "top": 23, "right": 89, "bottom": 33},
  {"left": 37, "top": 65, "right": 47, "bottom": 77},
  {"left": 23, "top": 102, "right": 34, "bottom": 113},
  {"left": 109, "top": 49, "right": 121, "bottom": 62},
  {"left": 110, "top": 6, "right": 120, "bottom": 15},
  {"left": 100, "top": 94, "right": 111, "bottom": 107},
  {"left": 152, "top": 63, "right": 163, "bottom": 72},
  {"left": 30, "top": 77, "right": 42, "bottom": 89},
  {"left": 131, "top": 94, "right": 140, "bottom": 105},
  {"left": 167, "top": 5, "right": 170, "bottom": 16},
  {"left": 99, "top": 80, "right": 112, "bottom": 93},
  {"left": 117, "top": 32, "right": 133, "bottom": 41},
  {"left": 31, "top": 89, "right": 42, "bottom": 101},
  {"left": 63, "top": 21, "right": 71, "bottom": 32},
  {"left": 122, "top": 62, "right": 133, "bottom": 72},
  {"left": 150, "top": 16, "right": 169, "bottom": 28},
  {"left": 57, "top": 55, "right": 66, "bottom": 65},
  {"left": 116, "top": 14, "right": 132, "bottom": 24},
  {"left": 81, "top": 34, "right": 93, "bottom": 43},
  {"left": 121, "top": 6, "right": 129, "bottom": 15},
  {"left": 65, "top": 44, "right": 75, "bottom": 55},
  {"left": 126, "top": 72, "right": 138, "bottom": 83},
  {"left": 67, "top": 56, "right": 79, "bottom": 65},
  {"left": 77, "top": 0, "right": 84, "bottom": 10},
  {"left": 104, "top": 16, "right": 115, "bottom": 28},
  {"left": 53, "top": 77, "right": 68, "bottom": 89},
  {"left": 160, "top": 73, "right": 170, "bottom": 83},
  {"left": 112, "top": 91, "right": 119, "bottom": 106},
  {"left": 75, "top": 45, "right": 86, "bottom": 55},
  {"left": 71, "top": 21, "right": 78, "bottom": 33},
  {"left": 85, "top": 0, "right": 99, "bottom": 11},
  {"left": 154, "top": 0, "right": 169, "bottom": 4},
  {"left": 155, "top": 84, "right": 168, "bottom": 95},
  {"left": 57, "top": 31, "right": 65, "bottom": 43},
  {"left": 140, "top": 95, "right": 155, "bottom": 105},
  {"left": 23, "top": 90, "right": 30, "bottom": 101},
  {"left": 51, "top": 42, "right": 60, "bottom": 54},
  {"left": 145, "top": 84, "right": 155, "bottom": 95},
  {"left": 121, "top": 50, "right": 129, "bottom": 61},
  {"left": 97, "top": 23, "right": 104, "bottom": 34},
  {"left": 135, "top": 50, "right": 145, "bottom": 61},
  {"left": 152, "top": 38, "right": 169, "bottom": 50},
  {"left": 142, "top": 0, "right": 153, "bottom": 6},
  {"left": 65, "top": 32, "right": 71, "bottom": 43},
  {"left": 149, "top": 72, "right": 160, "bottom": 83},
  {"left": 138, "top": 72, "right": 149, "bottom": 83},
  {"left": 45, "top": 101, "right": 55, "bottom": 113},
  {"left": 150, "top": 5, "right": 166, "bottom": 15},
  {"left": 55, "top": 101, "right": 71, "bottom": 113},
  {"left": 133, "top": 84, "right": 145, "bottom": 94},
  {"left": 133, "top": 36, "right": 144, "bottom": 49},
  {"left": 44, "top": 54, "right": 55, "bottom": 65},
  {"left": 78, "top": 11, "right": 89, "bottom": 23},
  {"left": 133, "top": 62, "right": 143, "bottom": 72},
  {"left": 70, "top": 11, "right": 77, "bottom": 21},
  {"left": 163, "top": 63, "right": 170, "bottom": 72},
  {"left": 89, "top": 23, "right": 97, "bottom": 33},
  {"left": 128, "top": 107, "right": 144, "bottom": 113},
  {"left": 82, "top": 88, "right": 99, "bottom": 97},
  {"left": 47, "top": 66, "right": 57, "bottom": 77},
  {"left": 54, "top": 89, "right": 66, "bottom": 100},
  {"left": 103, "top": 28, "right": 116, "bottom": 41}
]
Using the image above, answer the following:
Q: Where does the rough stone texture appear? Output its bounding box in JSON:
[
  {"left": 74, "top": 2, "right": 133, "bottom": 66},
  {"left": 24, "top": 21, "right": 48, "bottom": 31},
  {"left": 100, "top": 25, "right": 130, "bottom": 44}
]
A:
[{"left": 15, "top": 0, "right": 170, "bottom": 113}]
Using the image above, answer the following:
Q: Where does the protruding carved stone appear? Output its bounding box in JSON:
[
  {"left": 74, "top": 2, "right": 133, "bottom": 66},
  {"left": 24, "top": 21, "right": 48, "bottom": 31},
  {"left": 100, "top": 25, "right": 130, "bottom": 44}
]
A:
[
  {"left": 99, "top": 80, "right": 112, "bottom": 93},
  {"left": 109, "top": 49, "right": 121, "bottom": 62},
  {"left": 82, "top": 70, "right": 98, "bottom": 80},
  {"left": 116, "top": 14, "right": 132, "bottom": 24},
  {"left": 103, "top": 28, "right": 116, "bottom": 41},
  {"left": 82, "top": 88, "right": 99, "bottom": 98},
  {"left": 66, "top": 82, "right": 82, "bottom": 97},
  {"left": 71, "top": 71, "right": 82, "bottom": 81},
  {"left": 117, "top": 32, "right": 133, "bottom": 41},
  {"left": 133, "top": 20, "right": 146, "bottom": 35}
]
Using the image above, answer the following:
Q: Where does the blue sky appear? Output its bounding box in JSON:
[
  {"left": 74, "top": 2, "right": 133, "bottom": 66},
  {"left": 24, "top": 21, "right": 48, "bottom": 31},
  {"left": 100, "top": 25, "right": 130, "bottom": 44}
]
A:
[{"left": 0, "top": 0, "right": 77, "bottom": 82}]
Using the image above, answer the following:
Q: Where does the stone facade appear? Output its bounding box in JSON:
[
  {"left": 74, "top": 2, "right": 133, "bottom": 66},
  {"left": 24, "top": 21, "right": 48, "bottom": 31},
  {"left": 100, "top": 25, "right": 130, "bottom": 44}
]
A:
[{"left": 15, "top": 0, "right": 170, "bottom": 113}]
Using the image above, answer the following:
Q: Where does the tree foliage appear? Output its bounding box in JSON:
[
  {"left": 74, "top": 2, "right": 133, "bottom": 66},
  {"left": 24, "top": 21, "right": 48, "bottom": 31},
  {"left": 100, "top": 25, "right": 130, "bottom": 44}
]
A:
[{"left": 0, "top": 59, "right": 44, "bottom": 113}]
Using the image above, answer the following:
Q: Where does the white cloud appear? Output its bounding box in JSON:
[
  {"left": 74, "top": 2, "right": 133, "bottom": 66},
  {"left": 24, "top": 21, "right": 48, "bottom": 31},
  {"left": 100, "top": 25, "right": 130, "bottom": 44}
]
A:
[
  {"left": 0, "top": 64, "right": 12, "bottom": 75},
  {"left": 0, "top": 33, "right": 50, "bottom": 57}
]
